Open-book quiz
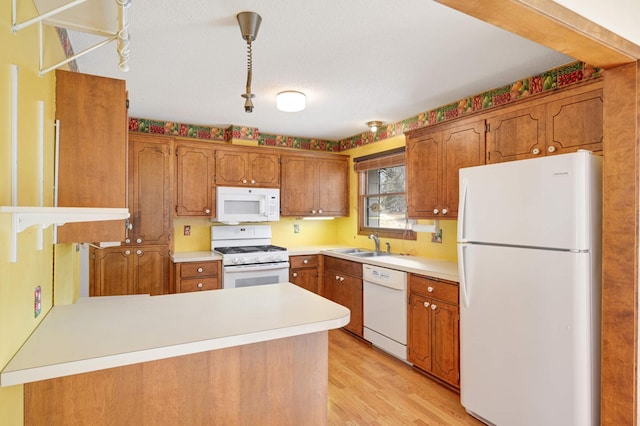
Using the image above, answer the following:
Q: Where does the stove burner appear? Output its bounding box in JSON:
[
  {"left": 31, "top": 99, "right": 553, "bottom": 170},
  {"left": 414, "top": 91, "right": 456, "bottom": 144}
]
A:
[{"left": 215, "top": 245, "right": 287, "bottom": 255}]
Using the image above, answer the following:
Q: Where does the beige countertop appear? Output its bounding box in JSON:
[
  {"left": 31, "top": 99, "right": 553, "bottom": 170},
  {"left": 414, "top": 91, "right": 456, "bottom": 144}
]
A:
[
  {"left": 1, "top": 283, "right": 349, "bottom": 387},
  {"left": 172, "top": 246, "right": 459, "bottom": 282}
]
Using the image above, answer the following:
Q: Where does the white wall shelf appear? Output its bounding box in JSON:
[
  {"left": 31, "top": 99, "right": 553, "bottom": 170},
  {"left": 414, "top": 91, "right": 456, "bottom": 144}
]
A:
[{"left": 0, "top": 206, "right": 129, "bottom": 262}]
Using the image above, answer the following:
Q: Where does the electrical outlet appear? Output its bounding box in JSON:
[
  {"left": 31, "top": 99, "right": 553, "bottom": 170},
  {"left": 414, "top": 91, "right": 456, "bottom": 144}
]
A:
[
  {"left": 34, "top": 286, "right": 41, "bottom": 318},
  {"left": 294, "top": 223, "right": 300, "bottom": 233},
  {"left": 184, "top": 225, "right": 191, "bottom": 236}
]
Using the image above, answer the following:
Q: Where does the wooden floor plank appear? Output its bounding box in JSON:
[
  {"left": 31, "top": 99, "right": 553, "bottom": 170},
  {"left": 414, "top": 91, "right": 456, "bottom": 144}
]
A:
[{"left": 328, "top": 330, "right": 483, "bottom": 425}]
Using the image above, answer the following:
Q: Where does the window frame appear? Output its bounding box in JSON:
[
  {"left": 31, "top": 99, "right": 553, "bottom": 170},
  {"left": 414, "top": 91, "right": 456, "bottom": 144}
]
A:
[{"left": 355, "top": 149, "right": 416, "bottom": 240}]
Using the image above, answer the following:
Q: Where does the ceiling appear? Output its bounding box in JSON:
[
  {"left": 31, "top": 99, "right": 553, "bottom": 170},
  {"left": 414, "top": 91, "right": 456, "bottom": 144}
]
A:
[{"left": 36, "top": 0, "right": 573, "bottom": 141}]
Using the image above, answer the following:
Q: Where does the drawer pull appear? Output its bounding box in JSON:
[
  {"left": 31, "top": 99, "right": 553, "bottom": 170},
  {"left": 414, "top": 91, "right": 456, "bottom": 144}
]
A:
[
  {"left": 197, "top": 267, "right": 203, "bottom": 273},
  {"left": 303, "top": 259, "right": 309, "bottom": 264},
  {"left": 427, "top": 286, "right": 434, "bottom": 293},
  {"left": 197, "top": 282, "right": 203, "bottom": 288},
  {"left": 292, "top": 272, "right": 298, "bottom": 278}
]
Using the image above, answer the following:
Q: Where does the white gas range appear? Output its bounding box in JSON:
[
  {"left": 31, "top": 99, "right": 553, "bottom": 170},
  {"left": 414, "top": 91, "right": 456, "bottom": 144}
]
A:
[{"left": 211, "top": 225, "right": 290, "bottom": 289}]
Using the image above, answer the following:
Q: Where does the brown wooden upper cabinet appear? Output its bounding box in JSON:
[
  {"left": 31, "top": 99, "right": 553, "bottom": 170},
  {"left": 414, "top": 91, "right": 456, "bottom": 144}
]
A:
[
  {"left": 406, "top": 117, "right": 486, "bottom": 219},
  {"left": 486, "top": 82, "right": 603, "bottom": 163},
  {"left": 215, "top": 147, "right": 280, "bottom": 188},
  {"left": 55, "top": 70, "right": 128, "bottom": 243},
  {"left": 280, "top": 153, "right": 349, "bottom": 217},
  {"left": 174, "top": 142, "right": 216, "bottom": 218},
  {"left": 128, "top": 134, "right": 172, "bottom": 245}
]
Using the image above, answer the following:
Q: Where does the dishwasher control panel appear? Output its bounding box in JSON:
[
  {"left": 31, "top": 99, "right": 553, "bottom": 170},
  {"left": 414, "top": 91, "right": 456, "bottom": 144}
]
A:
[{"left": 363, "top": 264, "right": 407, "bottom": 290}]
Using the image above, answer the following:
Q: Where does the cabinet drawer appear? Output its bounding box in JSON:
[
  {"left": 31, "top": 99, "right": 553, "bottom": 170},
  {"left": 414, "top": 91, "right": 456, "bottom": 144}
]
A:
[
  {"left": 180, "top": 262, "right": 219, "bottom": 278},
  {"left": 409, "top": 274, "right": 458, "bottom": 304},
  {"left": 324, "top": 256, "right": 362, "bottom": 278},
  {"left": 179, "top": 277, "right": 219, "bottom": 292},
  {"left": 290, "top": 255, "right": 319, "bottom": 269}
]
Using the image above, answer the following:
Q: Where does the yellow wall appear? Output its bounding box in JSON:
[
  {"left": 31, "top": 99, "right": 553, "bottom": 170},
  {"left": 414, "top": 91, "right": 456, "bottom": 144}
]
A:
[
  {"left": 173, "top": 135, "right": 457, "bottom": 261},
  {"left": 0, "top": 1, "right": 68, "bottom": 423}
]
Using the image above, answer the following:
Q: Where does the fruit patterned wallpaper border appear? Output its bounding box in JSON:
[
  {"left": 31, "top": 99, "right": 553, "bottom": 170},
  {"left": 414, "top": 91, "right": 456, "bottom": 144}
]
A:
[
  {"left": 127, "top": 60, "right": 599, "bottom": 153},
  {"left": 55, "top": 27, "right": 78, "bottom": 72}
]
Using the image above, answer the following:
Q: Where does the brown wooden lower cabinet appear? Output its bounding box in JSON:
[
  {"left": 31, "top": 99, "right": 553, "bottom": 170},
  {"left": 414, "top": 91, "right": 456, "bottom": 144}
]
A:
[
  {"left": 322, "top": 256, "right": 363, "bottom": 337},
  {"left": 90, "top": 245, "right": 171, "bottom": 296},
  {"left": 24, "top": 332, "right": 328, "bottom": 425},
  {"left": 173, "top": 260, "right": 222, "bottom": 293},
  {"left": 289, "top": 254, "right": 320, "bottom": 293},
  {"left": 407, "top": 273, "right": 460, "bottom": 388}
]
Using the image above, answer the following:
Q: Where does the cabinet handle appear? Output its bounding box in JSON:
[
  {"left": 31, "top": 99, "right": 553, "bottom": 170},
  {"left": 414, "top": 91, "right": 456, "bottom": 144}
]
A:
[
  {"left": 197, "top": 267, "right": 203, "bottom": 273},
  {"left": 433, "top": 208, "right": 439, "bottom": 215},
  {"left": 136, "top": 250, "right": 142, "bottom": 255},
  {"left": 242, "top": 179, "right": 248, "bottom": 184},
  {"left": 423, "top": 301, "right": 430, "bottom": 308},
  {"left": 251, "top": 179, "right": 256, "bottom": 184},
  {"left": 303, "top": 259, "right": 308, "bottom": 264},
  {"left": 136, "top": 238, "right": 142, "bottom": 243},
  {"left": 197, "top": 282, "right": 203, "bottom": 288},
  {"left": 532, "top": 147, "right": 541, "bottom": 155},
  {"left": 431, "top": 304, "right": 437, "bottom": 310},
  {"left": 441, "top": 208, "right": 448, "bottom": 215},
  {"left": 335, "top": 275, "right": 340, "bottom": 280},
  {"left": 125, "top": 239, "right": 131, "bottom": 244},
  {"left": 340, "top": 277, "right": 345, "bottom": 282},
  {"left": 311, "top": 210, "right": 316, "bottom": 214},
  {"left": 293, "top": 272, "right": 298, "bottom": 278},
  {"left": 124, "top": 250, "right": 131, "bottom": 256},
  {"left": 427, "top": 286, "right": 434, "bottom": 292},
  {"left": 547, "top": 146, "right": 556, "bottom": 153},
  {"left": 318, "top": 209, "right": 323, "bottom": 214},
  {"left": 205, "top": 209, "right": 211, "bottom": 214}
]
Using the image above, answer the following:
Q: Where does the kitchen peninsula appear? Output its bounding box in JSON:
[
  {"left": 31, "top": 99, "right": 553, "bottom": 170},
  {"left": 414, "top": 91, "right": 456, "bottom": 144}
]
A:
[{"left": 1, "top": 284, "right": 349, "bottom": 425}]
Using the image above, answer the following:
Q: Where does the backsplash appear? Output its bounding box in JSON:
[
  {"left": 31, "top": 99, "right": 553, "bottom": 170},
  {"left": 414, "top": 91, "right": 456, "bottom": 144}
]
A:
[{"left": 127, "top": 60, "right": 600, "bottom": 153}]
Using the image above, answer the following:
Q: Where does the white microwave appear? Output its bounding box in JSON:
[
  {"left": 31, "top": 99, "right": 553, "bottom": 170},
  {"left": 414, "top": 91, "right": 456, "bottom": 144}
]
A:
[{"left": 214, "top": 186, "right": 280, "bottom": 224}]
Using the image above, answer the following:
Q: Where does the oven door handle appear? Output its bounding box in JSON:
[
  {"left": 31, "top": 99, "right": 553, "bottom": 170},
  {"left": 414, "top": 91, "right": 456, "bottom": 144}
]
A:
[{"left": 224, "top": 262, "right": 290, "bottom": 273}]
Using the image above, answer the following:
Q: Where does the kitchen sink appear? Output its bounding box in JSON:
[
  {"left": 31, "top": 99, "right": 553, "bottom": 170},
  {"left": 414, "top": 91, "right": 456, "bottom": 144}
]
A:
[
  {"left": 329, "top": 248, "right": 372, "bottom": 254},
  {"left": 350, "top": 251, "right": 391, "bottom": 257}
]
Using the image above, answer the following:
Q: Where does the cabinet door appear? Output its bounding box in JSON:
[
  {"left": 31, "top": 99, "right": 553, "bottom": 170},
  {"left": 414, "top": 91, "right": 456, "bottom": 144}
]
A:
[
  {"left": 440, "top": 119, "right": 486, "bottom": 218},
  {"left": 56, "top": 70, "right": 127, "bottom": 243},
  {"left": 408, "top": 292, "right": 432, "bottom": 371},
  {"left": 406, "top": 131, "right": 441, "bottom": 218},
  {"left": 317, "top": 157, "right": 349, "bottom": 216},
  {"left": 342, "top": 275, "right": 363, "bottom": 336},
  {"left": 129, "top": 136, "right": 172, "bottom": 244},
  {"left": 281, "top": 156, "right": 318, "bottom": 216},
  {"left": 248, "top": 152, "right": 280, "bottom": 187},
  {"left": 91, "top": 247, "right": 134, "bottom": 296},
  {"left": 215, "top": 151, "right": 248, "bottom": 186},
  {"left": 133, "top": 246, "right": 170, "bottom": 295},
  {"left": 175, "top": 145, "right": 215, "bottom": 217},
  {"left": 322, "top": 269, "right": 341, "bottom": 303},
  {"left": 486, "top": 105, "right": 545, "bottom": 163},
  {"left": 290, "top": 268, "right": 318, "bottom": 293},
  {"left": 546, "top": 88, "right": 603, "bottom": 155},
  {"left": 430, "top": 301, "right": 459, "bottom": 386}
]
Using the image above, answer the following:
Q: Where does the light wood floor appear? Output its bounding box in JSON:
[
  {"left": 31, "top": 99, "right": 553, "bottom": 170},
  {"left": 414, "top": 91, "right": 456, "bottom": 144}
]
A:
[{"left": 327, "top": 330, "right": 484, "bottom": 425}]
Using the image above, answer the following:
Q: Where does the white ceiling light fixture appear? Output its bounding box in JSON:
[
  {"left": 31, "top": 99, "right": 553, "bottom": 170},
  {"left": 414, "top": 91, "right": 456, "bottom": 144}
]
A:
[
  {"left": 367, "top": 120, "right": 382, "bottom": 132},
  {"left": 276, "top": 91, "right": 306, "bottom": 112},
  {"left": 237, "top": 11, "right": 262, "bottom": 113}
]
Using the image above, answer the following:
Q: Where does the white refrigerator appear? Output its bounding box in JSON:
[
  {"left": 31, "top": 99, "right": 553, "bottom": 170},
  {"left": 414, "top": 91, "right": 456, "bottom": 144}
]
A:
[{"left": 457, "top": 151, "right": 602, "bottom": 426}]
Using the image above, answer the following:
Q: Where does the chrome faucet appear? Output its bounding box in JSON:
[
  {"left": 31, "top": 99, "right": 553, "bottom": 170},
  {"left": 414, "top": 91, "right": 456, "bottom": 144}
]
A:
[{"left": 369, "top": 233, "right": 380, "bottom": 253}]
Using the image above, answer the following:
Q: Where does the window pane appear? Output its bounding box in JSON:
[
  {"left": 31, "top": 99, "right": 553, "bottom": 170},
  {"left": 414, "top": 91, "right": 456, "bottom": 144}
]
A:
[
  {"left": 365, "top": 195, "right": 408, "bottom": 229},
  {"left": 365, "top": 166, "right": 405, "bottom": 195}
]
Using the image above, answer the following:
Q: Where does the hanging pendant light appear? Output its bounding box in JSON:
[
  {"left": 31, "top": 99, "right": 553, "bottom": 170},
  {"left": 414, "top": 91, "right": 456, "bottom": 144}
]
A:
[{"left": 236, "top": 11, "right": 262, "bottom": 113}]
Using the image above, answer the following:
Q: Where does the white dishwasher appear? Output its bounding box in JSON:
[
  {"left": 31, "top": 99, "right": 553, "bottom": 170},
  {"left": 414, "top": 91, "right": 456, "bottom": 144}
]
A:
[{"left": 363, "top": 264, "right": 408, "bottom": 361}]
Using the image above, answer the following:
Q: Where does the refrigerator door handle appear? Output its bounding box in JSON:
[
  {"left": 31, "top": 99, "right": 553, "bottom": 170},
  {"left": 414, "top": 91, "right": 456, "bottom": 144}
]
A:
[
  {"left": 458, "top": 177, "right": 468, "bottom": 242},
  {"left": 458, "top": 243, "right": 470, "bottom": 308}
]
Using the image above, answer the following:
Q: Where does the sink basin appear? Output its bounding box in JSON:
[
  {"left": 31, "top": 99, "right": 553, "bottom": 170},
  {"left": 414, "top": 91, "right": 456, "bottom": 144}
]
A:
[
  {"left": 350, "top": 251, "right": 390, "bottom": 257},
  {"left": 329, "top": 248, "right": 372, "bottom": 254}
]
